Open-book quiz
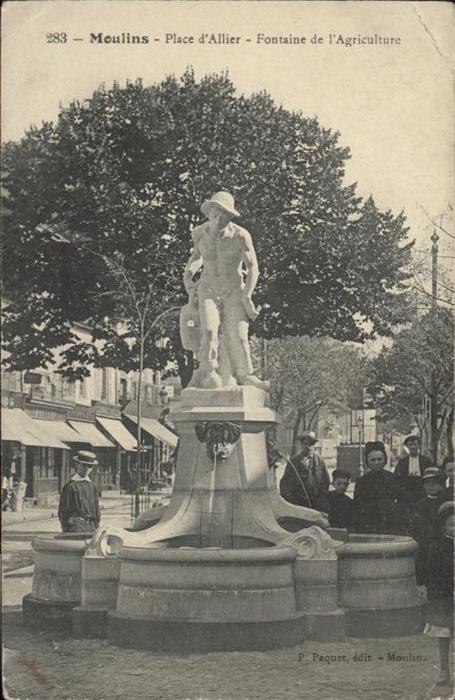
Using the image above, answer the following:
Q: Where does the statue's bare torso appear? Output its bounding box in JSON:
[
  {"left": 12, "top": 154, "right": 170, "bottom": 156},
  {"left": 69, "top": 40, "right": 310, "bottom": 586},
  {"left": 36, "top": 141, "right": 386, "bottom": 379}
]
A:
[{"left": 191, "top": 222, "right": 252, "bottom": 293}]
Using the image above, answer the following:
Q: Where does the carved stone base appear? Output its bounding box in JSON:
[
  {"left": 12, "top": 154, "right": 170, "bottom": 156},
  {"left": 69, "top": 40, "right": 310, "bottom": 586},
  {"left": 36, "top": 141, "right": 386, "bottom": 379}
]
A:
[
  {"left": 302, "top": 609, "right": 346, "bottom": 641},
  {"left": 345, "top": 605, "right": 425, "bottom": 637},
  {"left": 73, "top": 606, "right": 108, "bottom": 639},
  {"left": 108, "top": 611, "right": 307, "bottom": 653},
  {"left": 23, "top": 593, "right": 76, "bottom": 631}
]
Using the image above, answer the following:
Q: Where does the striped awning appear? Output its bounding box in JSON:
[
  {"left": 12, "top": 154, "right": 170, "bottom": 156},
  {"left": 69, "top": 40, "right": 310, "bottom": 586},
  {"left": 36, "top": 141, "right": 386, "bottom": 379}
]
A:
[
  {"left": 34, "top": 419, "right": 81, "bottom": 444},
  {"left": 1, "top": 408, "right": 68, "bottom": 448},
  {"left": 125, "top": 415, "right": 178, "bottom": 448},
  {"left": 29, "top": 418, "right": 72, "bottom": 450},
  {"left": 67, "top": 420, "right": 115, "bottom": 448},
  {"left": 96, "top": 417, "right": 137, "bottom": 452}
]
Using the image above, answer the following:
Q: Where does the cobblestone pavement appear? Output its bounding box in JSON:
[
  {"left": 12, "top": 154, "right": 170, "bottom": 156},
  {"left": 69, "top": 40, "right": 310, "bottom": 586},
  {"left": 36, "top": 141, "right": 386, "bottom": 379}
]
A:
[{"left": 3, "top": 617, "right": 454, "bottom": 700}]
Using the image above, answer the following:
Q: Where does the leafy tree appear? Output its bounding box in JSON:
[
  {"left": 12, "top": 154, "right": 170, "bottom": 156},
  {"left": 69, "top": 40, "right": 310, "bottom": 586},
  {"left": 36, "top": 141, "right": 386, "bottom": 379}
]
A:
[
  {"left": 2, "top": 70, "right": 413, "bottom": 381},
  {"left": 263, "top": 336, "right": 369, "bottom": 450},
  {"left": 369, "top": 308, "right": 454, "bottom": 462}
]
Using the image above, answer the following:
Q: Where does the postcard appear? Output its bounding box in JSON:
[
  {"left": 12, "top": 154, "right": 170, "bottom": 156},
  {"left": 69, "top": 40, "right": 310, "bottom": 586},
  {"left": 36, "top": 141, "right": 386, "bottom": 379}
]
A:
[{"left": 2, "top": 2, "right": 454, "bottom": 699}]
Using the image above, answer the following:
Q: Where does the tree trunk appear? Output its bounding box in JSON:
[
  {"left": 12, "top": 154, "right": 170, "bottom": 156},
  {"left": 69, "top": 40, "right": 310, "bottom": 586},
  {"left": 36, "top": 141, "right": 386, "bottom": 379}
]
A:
[
  {"left": 178, "top": 350, "right": 194, "bottom": 389},
  {"left": 430, "top": 380, "right": 439, "bottom": 465},
  {"left": 292, "top": 411, "right": 304, "bottom": 454},
  {"left": 172, "top": 330, "right": 194, "bottom": 389},
  {"left": 446, "top": 406, "right": 454, "bottom": 456}
]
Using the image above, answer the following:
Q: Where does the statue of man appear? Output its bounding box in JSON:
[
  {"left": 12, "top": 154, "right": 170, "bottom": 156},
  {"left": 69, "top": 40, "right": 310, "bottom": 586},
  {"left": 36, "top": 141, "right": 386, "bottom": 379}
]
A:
[{"left": 182, "top": 191, "right": 268, "bottom": 390}]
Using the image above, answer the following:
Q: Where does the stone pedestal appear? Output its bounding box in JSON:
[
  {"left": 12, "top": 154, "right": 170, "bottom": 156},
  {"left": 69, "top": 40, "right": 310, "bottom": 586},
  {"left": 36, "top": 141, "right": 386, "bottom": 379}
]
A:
[{"left": 126, "top": 386, "right": 292, "bottom": 548}]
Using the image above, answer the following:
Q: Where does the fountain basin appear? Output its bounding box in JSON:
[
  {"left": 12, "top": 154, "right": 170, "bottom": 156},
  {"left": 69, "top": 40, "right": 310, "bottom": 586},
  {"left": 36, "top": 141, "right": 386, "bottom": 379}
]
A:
[
  {"left": 24, "top": 530, "right": 425, "bottom": 644},
  {"left": 107, "top": 544, "right": 306, "bottom": 652},
  {"left": 338, "top": 534, "right": 425, "bottom": 637}
]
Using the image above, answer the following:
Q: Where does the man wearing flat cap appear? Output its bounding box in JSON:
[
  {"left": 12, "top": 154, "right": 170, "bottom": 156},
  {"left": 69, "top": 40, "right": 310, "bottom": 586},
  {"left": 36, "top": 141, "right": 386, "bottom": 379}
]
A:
[
  {"left": 279, "top": 432, "right": 330, "bottom": 512},
  {"left": 394, "top": 434, "right": 434, "bottom": 531},
  {"left": 58, "top": 451, "right": 100, "bottom": 533},
  {"left": 183, "top": 191, "right": 267, "bottom": 391}
]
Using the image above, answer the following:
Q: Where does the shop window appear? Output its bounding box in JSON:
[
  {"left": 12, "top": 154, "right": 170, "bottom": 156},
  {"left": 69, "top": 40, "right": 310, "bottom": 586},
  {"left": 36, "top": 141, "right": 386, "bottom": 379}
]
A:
[
  {"left": 63, "top": 379, "right": 75, "bottom": 397},
  {"left": 119, "top": 378, "right": 128, "bottom": 401}
]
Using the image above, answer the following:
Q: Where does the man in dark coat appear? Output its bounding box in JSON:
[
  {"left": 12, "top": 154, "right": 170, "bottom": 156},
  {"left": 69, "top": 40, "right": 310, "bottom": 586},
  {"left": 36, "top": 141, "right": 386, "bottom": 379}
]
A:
[
  {"left": 394, "top": 435, "right": 433, "bottom": 528},
  {"left": 58, "top": 451, "right": 100, "bottom": 533},
  {"left": 279, "top": 432, "right": 330, "bottom": 512}
]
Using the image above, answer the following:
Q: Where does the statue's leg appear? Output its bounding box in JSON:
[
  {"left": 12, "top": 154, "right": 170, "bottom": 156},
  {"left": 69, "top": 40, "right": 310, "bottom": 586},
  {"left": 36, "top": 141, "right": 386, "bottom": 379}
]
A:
[
  {"left": 218, "top": 335, "right": 236, "bottom": 386},
  {"left": 198, "top": 294, "right": 223, "bottom": 388},
  {"left": 223, "top": 290, "right": 270, "bottom": 391},
  {"left": 223, "top": 291, "right": 254, "bottom": 377}
]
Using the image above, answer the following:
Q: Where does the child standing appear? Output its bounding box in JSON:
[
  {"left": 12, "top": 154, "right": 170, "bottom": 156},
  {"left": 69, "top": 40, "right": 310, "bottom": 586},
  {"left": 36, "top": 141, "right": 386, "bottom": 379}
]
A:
[
  {"left": 327, "top": 469, "right": 353, "bottom": 530},
  {"left": 423, "top": 501, "right": 454, "bottom": 687},
  {"left": 409, "top": 468, "right": 446, "bottom": 585}
]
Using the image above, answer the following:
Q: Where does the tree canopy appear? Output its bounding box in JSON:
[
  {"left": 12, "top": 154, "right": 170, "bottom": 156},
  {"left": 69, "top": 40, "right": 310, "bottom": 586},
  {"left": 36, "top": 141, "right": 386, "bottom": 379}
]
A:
[
  {"left": 264, "top": 336, "right": 369, "bottom": 449},
  {"left": 2, "top": 70, "right": 413, "bottom": 379},
  {"left": 369, "top": 308, "right": 454, "bottom": 461}
]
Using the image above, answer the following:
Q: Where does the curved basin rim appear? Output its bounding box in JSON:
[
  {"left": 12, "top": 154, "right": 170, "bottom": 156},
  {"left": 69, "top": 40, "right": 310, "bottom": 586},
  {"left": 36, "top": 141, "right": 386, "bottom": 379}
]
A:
[
  {"left": 32, "top": 534, "right": 90, "bottom": 553},
  {"left": 119, "top": 545, "right": 297, "bottom": 563},
  {"left": 338, "top": 537, "right": 417, "bottom": 557}
]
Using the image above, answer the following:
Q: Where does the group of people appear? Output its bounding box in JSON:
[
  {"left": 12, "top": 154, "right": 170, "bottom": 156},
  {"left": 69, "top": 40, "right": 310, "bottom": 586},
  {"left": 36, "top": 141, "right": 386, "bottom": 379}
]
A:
[
  {"left": 279, "top": 432, "right": 453, "bottom": 534},
  {"left": 279, "top": 432, "right": 454, "bottom": 686}
]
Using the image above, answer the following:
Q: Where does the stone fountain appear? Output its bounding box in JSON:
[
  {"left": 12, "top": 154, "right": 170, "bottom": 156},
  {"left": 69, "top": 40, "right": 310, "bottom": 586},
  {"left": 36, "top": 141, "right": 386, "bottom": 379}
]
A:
[{"left": 23, "top": 191, "right": 424, "bottom": 650}]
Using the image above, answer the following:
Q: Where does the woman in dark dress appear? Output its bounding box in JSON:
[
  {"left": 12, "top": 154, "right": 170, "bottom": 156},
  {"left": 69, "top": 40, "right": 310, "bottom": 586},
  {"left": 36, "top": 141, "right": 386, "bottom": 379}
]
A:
[
  {"left": 423, "top": 501, "right": 454, "bottom": 687},
  {"left": 351, "top": 441, "right": 402, "bottom": 535}
]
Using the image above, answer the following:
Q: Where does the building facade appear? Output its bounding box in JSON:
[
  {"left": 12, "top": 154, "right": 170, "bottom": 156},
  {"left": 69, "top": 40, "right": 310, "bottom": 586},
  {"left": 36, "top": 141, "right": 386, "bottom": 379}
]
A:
[{"left": 1, "top": 323, "right": 177, "bottom": 503}]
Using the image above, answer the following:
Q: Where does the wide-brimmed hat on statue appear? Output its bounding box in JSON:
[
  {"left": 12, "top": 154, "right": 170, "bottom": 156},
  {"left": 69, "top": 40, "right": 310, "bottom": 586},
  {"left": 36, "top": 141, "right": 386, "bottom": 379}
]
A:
[
  {"left": 73, "top": 450, "right": 98, "bottom": 466},
  {"left": 200, "top": 191, "right": 240, "bottom": 218},
  {"left": 298, "top": 431, "right": 319, "bottom": 446}
]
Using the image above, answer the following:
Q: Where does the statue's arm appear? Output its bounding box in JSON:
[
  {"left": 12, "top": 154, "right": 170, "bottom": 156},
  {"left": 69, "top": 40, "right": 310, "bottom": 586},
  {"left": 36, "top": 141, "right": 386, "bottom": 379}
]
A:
[
  {"left": 241, "top": 230, "right": 259, "bottom": 297},
  {"left": 184, "top": 230, "right": 203, "bottom": 294}
]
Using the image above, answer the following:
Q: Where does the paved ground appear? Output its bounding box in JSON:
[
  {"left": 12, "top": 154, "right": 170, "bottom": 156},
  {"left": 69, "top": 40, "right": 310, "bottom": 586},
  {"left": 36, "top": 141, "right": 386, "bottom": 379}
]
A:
[
  {"left": 3, "top": 617, "right": 454, "bottom": 700},
  {"left": 2, "top": 505, "right": 454, "bottom": 700}
]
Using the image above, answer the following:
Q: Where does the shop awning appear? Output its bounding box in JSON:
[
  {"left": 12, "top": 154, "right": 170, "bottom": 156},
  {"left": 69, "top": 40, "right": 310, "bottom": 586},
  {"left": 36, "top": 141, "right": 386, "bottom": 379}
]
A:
[
  {"left": 33, "top": 419, "right": 81, "bottom": 444},
  {"left": 125, "top": 415, "right": 178, "bottom": 448},
  {"left": 67, "top": 420, "right": 115, "bottom": 448},
  {"left": 1, "top": 408, "right": 56, "bottom": 448},
  {"left": 29, "top": 419, "right": 71, "bottom": 450},
  {"left": 96, "top": 417, "right": 137, "bottom": 452}
]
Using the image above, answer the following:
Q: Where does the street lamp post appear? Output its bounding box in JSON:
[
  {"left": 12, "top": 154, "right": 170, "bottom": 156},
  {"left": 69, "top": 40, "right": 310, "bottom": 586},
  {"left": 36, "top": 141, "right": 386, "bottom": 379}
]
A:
[{"left": 357, "top": 415, "right": 364, "bottom": 476}]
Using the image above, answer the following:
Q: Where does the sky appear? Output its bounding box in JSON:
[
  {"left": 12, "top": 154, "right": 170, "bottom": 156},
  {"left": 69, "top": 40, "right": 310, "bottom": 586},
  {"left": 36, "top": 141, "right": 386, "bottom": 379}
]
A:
[{"left": 2, "top": 0, "right": 454, "bottom": 255}]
